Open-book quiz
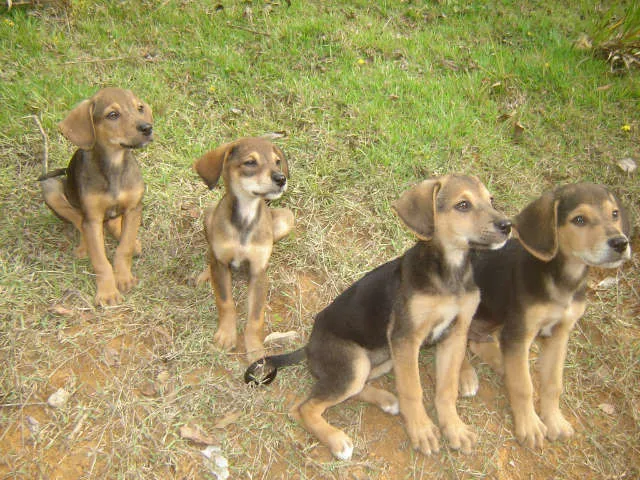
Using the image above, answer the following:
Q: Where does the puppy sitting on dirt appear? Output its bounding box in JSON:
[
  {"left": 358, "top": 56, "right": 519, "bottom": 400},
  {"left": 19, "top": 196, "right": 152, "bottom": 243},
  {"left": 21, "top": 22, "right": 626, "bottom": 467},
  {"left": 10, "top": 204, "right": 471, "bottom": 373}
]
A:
[
  {"left": 460, "top": 183, "right": 632, "bottom": 449},
  {"left": 245, "top": 174, "right": 512, "bottom": 460},
  {"left": 39, "top": 88, "right": 153, "bottom": 306},
  {"left": 194, "top": 137, "right": 294, "bottom": 361}
]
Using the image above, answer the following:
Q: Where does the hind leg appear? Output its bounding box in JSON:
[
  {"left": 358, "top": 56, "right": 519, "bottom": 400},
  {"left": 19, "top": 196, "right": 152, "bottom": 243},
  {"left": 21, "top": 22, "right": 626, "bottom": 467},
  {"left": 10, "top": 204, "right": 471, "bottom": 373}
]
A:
[
  {"left": 40, "top": 177, "right": 87, "bottom": 257},
  {"left": 298, "top": 344, "right": 371, "bottom": 460}
]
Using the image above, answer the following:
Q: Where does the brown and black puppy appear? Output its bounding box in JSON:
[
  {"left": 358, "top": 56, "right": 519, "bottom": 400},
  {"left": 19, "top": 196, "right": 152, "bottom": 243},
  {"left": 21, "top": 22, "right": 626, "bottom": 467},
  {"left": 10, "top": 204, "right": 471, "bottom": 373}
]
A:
[
  {"left": 245, "top": 175, "right": 512, "bottom": 460},
  {"left": 194, "top": 137, "right": 294, "bottom": 361},
  {"left": 39, "top": 88, "right": 153, "bottom": 306},
  {"left": 460, "top": 183, "right": 632, "bottom": 449}
]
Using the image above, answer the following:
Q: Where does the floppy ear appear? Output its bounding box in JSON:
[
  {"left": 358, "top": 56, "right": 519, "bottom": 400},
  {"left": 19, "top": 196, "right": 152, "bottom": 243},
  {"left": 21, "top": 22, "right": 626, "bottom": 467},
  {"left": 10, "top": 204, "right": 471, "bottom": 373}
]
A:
[
  {"left": 273, "top": 144, "right": 289, "bottom": 177},
  {"left": 612, "top": 193, "right": 632, "bottom": 238},
  {"left": 391, "top": 179, "right": 441, "bottom": 240},
  {"left": 193, "top": 142, "right": 235, "bottom": 189},
  {"left": 58, "top": 99, "right": 95, "bottom": 150},
  {"left": 514, "top": 191, "right": 559, "bottom": 261}
]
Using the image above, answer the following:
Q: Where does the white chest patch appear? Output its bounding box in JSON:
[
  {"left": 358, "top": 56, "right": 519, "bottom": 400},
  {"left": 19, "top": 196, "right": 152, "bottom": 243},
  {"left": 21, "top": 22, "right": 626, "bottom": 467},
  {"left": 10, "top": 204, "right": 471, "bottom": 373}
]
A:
[{"left": 431, "top": 303, "right": 459, "bottom": 341}]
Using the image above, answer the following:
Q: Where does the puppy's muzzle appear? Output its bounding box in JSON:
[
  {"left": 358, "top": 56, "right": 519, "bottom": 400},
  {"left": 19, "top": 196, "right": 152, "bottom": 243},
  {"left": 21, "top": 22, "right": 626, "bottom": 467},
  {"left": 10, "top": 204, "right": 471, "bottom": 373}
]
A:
[
  {"left": 272, "top": 172, "right": 286, "bottom": 188},
  {"left": 137, "top": 122, "right": 153, "bottom": 138},
  {"left": 608, "top": 236, "right": 629, "bottom": 254},
  {"left": 495, "top": 219, "right": 512, "bottom": 236}
]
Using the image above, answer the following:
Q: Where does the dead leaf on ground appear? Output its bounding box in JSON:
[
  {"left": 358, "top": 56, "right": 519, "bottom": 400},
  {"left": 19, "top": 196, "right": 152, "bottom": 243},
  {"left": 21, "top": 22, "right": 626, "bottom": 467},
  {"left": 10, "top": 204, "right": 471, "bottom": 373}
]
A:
[
  {"left": 213, "top": 411, "right": 241, "bottom": 429},
  {"left": 513, "top": 121, "right": 525, "bottom": 142},
  {"left": 598, "top": 403, "right": 616, "bottom": 415},
  {"left": 47, "top": 388, "right": 70, "bottom": 408},
  {"left": 140, "top": 381, "right": 157, "bottom": 397},
  {"left": 617, "top": 157, "right": 636, "bottom": 173},
  {"left": 48, "top": 305, "right": 74, "bottom": 316},
  {"left": 180, "top": 424, "right": 217, "bottom": 445}
]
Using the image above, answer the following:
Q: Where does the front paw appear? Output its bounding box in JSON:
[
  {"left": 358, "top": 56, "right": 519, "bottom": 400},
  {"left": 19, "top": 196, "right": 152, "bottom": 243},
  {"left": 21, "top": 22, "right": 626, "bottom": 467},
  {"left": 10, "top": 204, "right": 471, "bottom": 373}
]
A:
[
  {"left": 542, "top": 411, "right": 574, "bottom": 442},
  {"left": 213, "top": 323, "right": 238, "bottom": 350},
  {"left": 441, "top": 419, "right": 477, "bottom": 454},
  {"left": 514, "top": 410, "right": 547, "bottom": 449},
  {"left": 406, "top": 417, "right": 441, "bottom": 455},
  {"left": 95, "top": 285, "right": 123, "bottom": 306},
  {"left": 115, "top": 271, "right": 138, "bottom": 293}
]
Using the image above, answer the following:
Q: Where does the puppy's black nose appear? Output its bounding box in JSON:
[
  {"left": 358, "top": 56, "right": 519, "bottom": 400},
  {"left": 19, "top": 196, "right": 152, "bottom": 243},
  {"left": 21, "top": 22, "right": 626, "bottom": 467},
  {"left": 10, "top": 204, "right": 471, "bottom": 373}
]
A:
[
  {"left": 494, "top": 219, "right": 512, "bottom": 235},
  {"left": 137, "top": 122, "right": 153, "bottom": 136},
  {"left": 272, "top": 172, "right": 286, "bottom": 187},
  {"left": 608, "top": 236, "right": 629, "bottom": 253}
]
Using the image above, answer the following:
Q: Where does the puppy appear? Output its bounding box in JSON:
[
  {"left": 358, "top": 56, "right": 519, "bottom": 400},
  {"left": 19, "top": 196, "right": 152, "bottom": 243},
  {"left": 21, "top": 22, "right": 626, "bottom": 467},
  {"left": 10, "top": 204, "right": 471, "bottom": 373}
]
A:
[
  {"left": 460, "top": 183, "right": 632, "bottom": 448},
  {"left": 245, "top": 175, "right": 512, "bottom": 460},
  {"left": 39, "top": 88, "right": 153, "bottom": 306},
  {"left": 194, "top": 137, "right": 294, "bottom": 360}
]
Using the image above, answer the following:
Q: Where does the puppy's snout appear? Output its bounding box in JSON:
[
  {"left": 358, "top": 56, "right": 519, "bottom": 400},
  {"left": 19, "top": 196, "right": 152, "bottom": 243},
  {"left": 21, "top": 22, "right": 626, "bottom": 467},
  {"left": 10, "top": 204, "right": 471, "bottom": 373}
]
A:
[
  {"left": 272, "top": 172, "right": 286, "bottom": 188},
  {"left": 137, "top": 122, "right": 153, "bottom": 137},
  {"left": 608, "top": 236, "right": 629, "bottom": 253},
  {"left": 494, "top": 219, "right": 512, "bottom": 236}
]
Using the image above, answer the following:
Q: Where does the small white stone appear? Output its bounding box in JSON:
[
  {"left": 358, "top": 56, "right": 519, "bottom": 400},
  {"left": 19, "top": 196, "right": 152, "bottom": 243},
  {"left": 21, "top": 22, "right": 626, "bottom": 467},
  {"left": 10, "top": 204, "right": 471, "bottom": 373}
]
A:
[{"left": 47, "top": 388, "right": 70, "bottom": 408}]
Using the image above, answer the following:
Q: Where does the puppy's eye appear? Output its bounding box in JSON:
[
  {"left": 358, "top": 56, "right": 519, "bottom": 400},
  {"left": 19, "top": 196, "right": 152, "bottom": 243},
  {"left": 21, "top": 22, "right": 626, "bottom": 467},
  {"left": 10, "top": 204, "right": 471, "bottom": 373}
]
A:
[
  {"left": 455, "top": 200, "right": 471, "bottom": 211},
  {"left": 138, "top": 105, "right": 144, "bottom": 113},
  {"left": 106, "top": 111, "right": 120, "bottom": 120},
  {"left": 244, "top": 159, "right": 258, "bottom": 167},
  {"left": 571, "top": 215, "right": 586, "bottom": 226},
  {"left": 612, "top": 210, "right": 619, "bottom": 219},
  {"left": 276, "top": 159, "right": 282, "bottom": 167}
]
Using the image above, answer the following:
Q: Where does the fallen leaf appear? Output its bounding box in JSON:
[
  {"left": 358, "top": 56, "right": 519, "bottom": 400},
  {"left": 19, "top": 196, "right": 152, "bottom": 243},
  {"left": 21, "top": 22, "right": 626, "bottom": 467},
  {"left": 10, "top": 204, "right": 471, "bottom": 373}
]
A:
[
  {"left": 140, "top": 381, "right": 157, "bottom": 397},
  {"left": 261, "top": 131, "right": 287, "bottom": 140},
  {"left": 47, "top": 388, "right": 70, "bottom": 408},
  {"left": 49, "top": 305, "right": 74, "bottom": 316},
  {"left": 213, "top": 411, "right": 241, "bottom": 429},
  {"left": 513, "top": 121, "right": 525, "bottom": 142},
  {"left": 596, "top": 277, "right": 618, "bottom": 290},
  {"left": 180, "top": 424, "right": 216, "bottom": 445},
  {"left": 264, "top": 330, "right": 300, "bottom": 347},
  {"left": 617, "top": 157, "right": 636, "bottom": 174},
  {"left": 598, "top": 403, "right": 615, "bottom": 415}
]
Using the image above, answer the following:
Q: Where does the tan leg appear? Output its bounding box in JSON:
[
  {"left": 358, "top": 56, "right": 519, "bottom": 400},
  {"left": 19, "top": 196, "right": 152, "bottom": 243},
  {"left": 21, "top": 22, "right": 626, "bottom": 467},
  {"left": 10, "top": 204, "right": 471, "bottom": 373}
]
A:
[
  {"left": 210, "top": 256, "right": 237, "bottom": 350},
  {"left": 391, "top": 336, "right": 441, "bottom": 455},
  {"left": 83, "top": 218, "right": 121, "bottom": 306},
  {"left": 537, "top": 324, "right": 575, "bottom": 442},
  {"left": 355, "top": 384, "right": 399, "bottom": 415},
  {"left": 503, "top": 332, "right": 547, "bottom": 449},
  {"left": 112, "top": 205, "right": 141, "bottom": 294},
  {"left": 271, "top": 207, "right": 294, "bottom": 242},
  {"left": 245, "top": 269, "right": 268, "bottom": 361},
  {"left": 434, "top": 314, "right": 477, "bottom": 454},
  {"left": 459, "top": 353, "right": 479, "bottom": 398},
  {"left": 469, "top": 339, "right": 504, "bottom": 375},
  {"left": 41, "top": 177, "right": 87, "bottom": 258},
  {"left": 106, "top": 216, "right": 142, "bottom": 255}
]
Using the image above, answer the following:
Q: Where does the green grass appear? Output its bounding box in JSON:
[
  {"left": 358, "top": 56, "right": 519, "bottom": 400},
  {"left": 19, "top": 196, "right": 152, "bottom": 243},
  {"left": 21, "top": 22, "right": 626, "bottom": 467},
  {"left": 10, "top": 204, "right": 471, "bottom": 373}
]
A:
[{"left": 0, "top": 1, "right": 638, "bottom": 479}]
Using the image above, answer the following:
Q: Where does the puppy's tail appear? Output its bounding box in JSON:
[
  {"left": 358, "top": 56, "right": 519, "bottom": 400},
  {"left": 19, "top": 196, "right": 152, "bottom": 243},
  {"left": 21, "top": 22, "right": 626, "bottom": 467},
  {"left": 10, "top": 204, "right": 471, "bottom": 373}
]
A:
[
  {"left": 38, "top": 168, "right": 68, "bottom": 182},
  {"left": 244, "top": 347, "right": 306, "bottom": 386}
]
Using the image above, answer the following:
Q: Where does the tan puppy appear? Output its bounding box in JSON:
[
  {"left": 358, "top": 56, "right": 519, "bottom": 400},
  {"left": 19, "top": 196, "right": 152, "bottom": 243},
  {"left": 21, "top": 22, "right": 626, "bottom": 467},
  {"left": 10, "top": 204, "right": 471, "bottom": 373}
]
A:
[
  {"left": 39, "top": 88, "right": 153, "bottom": 306},
  {"left": 245, "top": 175, "right": 512, "bottom": 460},
  {"left": 194, "top": 137, "right": 294, "bottom": 360},
  {"left": 460, "top": 183, "right": 632, "bottom": 448}
]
